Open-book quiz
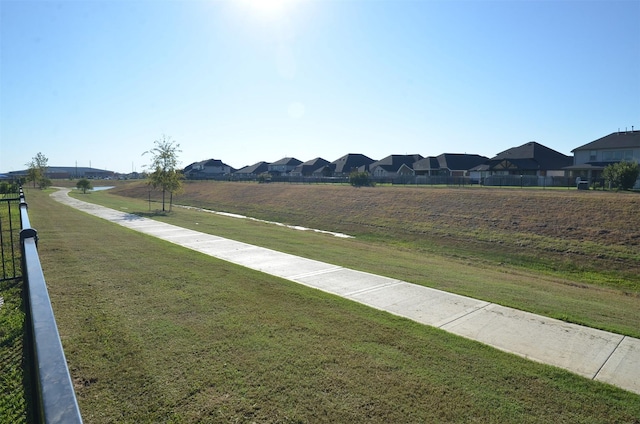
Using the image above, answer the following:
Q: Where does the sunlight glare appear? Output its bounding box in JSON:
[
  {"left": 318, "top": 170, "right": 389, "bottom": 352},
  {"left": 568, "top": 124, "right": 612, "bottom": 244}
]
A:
[{"left": 238, "top": 0, "right": 296, "bottom": 17}]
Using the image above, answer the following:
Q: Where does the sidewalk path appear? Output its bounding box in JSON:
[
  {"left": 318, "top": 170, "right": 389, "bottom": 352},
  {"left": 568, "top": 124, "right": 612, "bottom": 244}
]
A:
[{"left": 51, "top": 189, "right": 640, "bottom": 395}]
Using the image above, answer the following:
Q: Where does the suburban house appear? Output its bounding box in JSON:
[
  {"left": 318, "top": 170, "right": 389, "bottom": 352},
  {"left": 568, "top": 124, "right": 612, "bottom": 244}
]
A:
[
  {"left": 364, "top": 154, "right": 423, "bottom": 178},
  {"left": 565, "top": 130, "right": 640, "bottom": 187},
  {"left": 234, "top": 161, "right": 270, "bottom": 176},
  {"left": 471, "top": 142, "right": 572, "bottom": 183},
  {"left": 267, "top": 157, "right": 302, "bottom": 175},
  {"left": 183, "top": 159, "right": 234, "bottom": 179},
  {"left": 325, "top": 153, "right": 376, "bottom": 177},
  {"left": 290, "top": 158, "right": 330, "bottom": 177},
  {"left": 413, "top": 153, "right": 489, "bottom": 177}
]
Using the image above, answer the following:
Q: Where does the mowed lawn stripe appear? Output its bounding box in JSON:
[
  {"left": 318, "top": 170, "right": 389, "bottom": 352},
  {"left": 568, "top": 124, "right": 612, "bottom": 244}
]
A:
[{"left": 24, "top": 188, "right": 640, "bottom": 423}]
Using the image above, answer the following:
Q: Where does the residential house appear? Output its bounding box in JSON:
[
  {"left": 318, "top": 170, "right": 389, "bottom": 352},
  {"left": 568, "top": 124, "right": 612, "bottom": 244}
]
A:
[
  {"left": 183, "top": 159, "right": 234, "bottom": 179},
  {"left": 565, "top": 130, "right": 640, "bottom": 187},
  {"left": 413, "top": 153, "right": 489, "bottom": 177},
  {"left": 471, "top": 142, "right": 572, "bottom": 183},
  {"left": 267, "top": 157, "right": 302, "bottom": 175},
  {"left": 364, "top": 154, "right": 423, "bottom": 178},
  {"left": 290, "top": 158, "right": 330, "bottom": 177},
  {"left": 234, "top": 161, "right": 270, "bottom": 176},
  {"left": 325, "top": 153, "right": 376, "bottom": 177}
]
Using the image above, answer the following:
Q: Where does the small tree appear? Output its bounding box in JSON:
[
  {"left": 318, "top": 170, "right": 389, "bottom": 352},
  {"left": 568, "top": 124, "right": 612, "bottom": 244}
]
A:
[
  {"left": 76, "top": 178, "right": 93, "bottom": 194},
  {"left": 603, "top": 161, "right": 640, "bottom": 191},
  {"left": 349, "top": 171, "right": 375, "bottom": 187},
  {"left": 143, "top": 135, "right": 183, "bottom": 212},
  {"left": 26, "top": 152, "right": 51, "bottom": 189}
]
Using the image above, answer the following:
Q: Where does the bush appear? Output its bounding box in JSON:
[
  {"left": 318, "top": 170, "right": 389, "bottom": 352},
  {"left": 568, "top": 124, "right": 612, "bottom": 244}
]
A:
[
  {"left": 603, "top": 161, "right": 640, "bottom": 191},
  {"left": 76, "top": 178, "right": 93, "bottom": 194},
  {"left": 349, "top": 171, "right": 375, "bottom": 187}
]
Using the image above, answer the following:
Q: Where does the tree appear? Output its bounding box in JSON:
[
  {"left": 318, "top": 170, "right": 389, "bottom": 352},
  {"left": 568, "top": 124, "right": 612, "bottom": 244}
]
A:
[
  {"left": 76, "top": 178, "right": 93, "bottom": 194},
  {"left": 26, "top": 152, "right": 51, "bottom": 189},
  {"left": 349, "top": 170, "right": 375, "bottom": 187},
  {"left": 602, "top": 161, "right": 640, "bottom": 191},
  {"left": 143, "top": 135, "right": 183, "bottom": 212}
]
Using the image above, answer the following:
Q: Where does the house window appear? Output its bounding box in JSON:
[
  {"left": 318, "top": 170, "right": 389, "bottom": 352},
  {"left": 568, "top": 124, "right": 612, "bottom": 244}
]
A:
[
  {"left": 589, "top": 151, "right": 597, "bottom": 161},
  {"left": 602, "top": 150, "right": 634, "bottom": 161}
]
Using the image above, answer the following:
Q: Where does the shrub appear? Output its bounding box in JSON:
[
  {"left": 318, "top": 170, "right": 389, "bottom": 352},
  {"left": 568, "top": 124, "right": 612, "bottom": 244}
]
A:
[
  {"left": 349, "top": 171, "right": 375, "bottom": 187},
  {"left": 603, "top": 161, "right": 640, "bottom": 191}
]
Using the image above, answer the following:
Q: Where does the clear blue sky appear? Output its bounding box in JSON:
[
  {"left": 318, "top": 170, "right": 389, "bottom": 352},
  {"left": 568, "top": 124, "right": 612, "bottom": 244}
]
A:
[{"left": 1, "top": 0, "right": 639, "bottom": 173}]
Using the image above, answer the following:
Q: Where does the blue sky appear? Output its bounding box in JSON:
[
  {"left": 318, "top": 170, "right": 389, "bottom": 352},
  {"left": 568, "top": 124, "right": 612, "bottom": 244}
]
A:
[{"left": 1, "top": 0, "right": 639, "bottom": 173}]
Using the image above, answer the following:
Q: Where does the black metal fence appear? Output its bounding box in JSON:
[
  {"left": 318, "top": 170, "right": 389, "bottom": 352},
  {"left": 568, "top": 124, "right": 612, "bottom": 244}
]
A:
[
  {"left": 17, "top": 189, "right": 83, "bottom": 423},
  {"left": 1, "top": 192, "right": 22, "bottom": 282},
  {"left": 186, "top": 174, "right": 578, "bottom": 188}
]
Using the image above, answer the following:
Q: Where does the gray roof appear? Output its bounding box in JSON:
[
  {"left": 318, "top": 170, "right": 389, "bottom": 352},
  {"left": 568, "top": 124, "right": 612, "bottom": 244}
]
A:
[
  {"left": 492, "top": 142, "right": 572, "bottom": 170},
  {"left": 269, "top": 157, "right": 302, "bottom": 166},
  {"left": 368, "top": 154, "right": 423, "bottom": 172},
  {"left": 291, "top": 157, "right": 330, "bottom": 174},
  {"left": 234, "top": 161, "right": 269, "bottom": 174},
  {"left": 331, "top": 153, "right": 375, "bottom": 174},
  {"left": 572, "top": 130, "right": 640, "bottom": 152},
  {"left": 415, "top": 153, "right": 489, "bottom": 171},
  {"left": 413, "top": 157, "right": 440, "bottom": 171}
]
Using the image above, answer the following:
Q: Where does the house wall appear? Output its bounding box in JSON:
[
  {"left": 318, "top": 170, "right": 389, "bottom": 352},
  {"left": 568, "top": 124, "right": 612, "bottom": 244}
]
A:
[
  {"left": 203, "top": 165, "right": 230, "bottom": 175},
  {"left": 574, "top": 148, "right": 640, "bottom": 165},
  {"left": 268, "top": 165, "right": 296, "bottom": 173}
]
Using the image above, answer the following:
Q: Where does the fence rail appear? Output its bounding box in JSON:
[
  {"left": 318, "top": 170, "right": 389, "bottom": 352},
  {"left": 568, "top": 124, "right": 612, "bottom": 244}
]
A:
[
  {"left": 19, "top": 189, "right": 83, "bottom": 423},
  {"left": 185, "top": 174, "right": 580, "bottom": 188}
]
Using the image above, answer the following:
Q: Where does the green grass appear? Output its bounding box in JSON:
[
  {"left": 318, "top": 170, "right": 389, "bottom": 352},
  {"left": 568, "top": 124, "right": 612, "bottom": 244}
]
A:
[
  {"left": 68, "top": 187, "right": 640, "bottom": 339},
  {"left": 0, "top": 195, "right": 29, "bottom": 423},
  {"left": 24, "top": 188, "right": 640, "bottom": 422},
  {"left": 0, "top": 279, "right": 28, "bottom": 424}
]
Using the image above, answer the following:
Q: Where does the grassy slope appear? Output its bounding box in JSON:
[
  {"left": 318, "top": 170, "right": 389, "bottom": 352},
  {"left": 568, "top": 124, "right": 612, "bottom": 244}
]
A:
[
  {"left": 75, "top": 181, "right": 640, "bottom": 338},
  {"left": 120, "top": 181, "right": 640, "bottom": 286},
  {"left": 25, "top": 188, "right": 640, "bottom": 423}
]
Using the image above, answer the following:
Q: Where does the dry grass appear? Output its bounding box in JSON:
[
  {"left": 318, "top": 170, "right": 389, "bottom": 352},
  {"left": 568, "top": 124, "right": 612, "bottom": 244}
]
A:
[{"left": 114, "top": 181, "right": 640, "bottom": 289}]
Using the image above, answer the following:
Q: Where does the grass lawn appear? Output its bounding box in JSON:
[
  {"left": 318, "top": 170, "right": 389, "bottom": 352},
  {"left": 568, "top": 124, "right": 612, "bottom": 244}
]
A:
[
  {"left": 21, "top": 187, "right": 640, "bottom": 422},
  {"left": 67, "top": 182, "right": 640, "bottom": 339},
  {"left": 0, "top": 194, "right": 29, "bottom": 423}
]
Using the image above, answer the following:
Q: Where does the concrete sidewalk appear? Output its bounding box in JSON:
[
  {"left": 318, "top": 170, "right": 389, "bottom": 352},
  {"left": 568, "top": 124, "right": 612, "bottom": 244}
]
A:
[{"left": 50, "top": 189, "right": 640, "bottom": 396}]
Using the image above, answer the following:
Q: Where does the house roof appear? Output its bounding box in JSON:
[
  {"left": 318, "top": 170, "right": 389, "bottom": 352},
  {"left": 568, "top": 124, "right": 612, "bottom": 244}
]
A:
[
  {"left": 368, "top": 154, "right": 423, "bottom": 172},
  {"left": 413, "top": 157, "right": 440, "bottom": 171},
  {"left": 234, "top": 161, "right": 270, "bottom": 174},
  {"left": 415, "top": 153, "right": 489, "bottom": 172},
  {"left": 572, "top": 130, "right": 640, "bottom": 152},
  {"left": 291, "top": 157, "right": 330, "bottom": 174},
  {"left": 202, "top": 159, "right": 226, "bottom": 167},
  {"left": 184, "top": 159, "right": 234, "bottom": 174},
  {"left": 269, "top": 157, "right": 302, "bottom": 166},
  {"left": 490, "top": 142, "right": 572, "bottom": 170},
  {"left": 185, "top": 159, "right": 223, "bottom": 170},
  {"left": 331, "top": 153, "right": 375, "bottom": 174},
  {"left": 437, "top": 153, "right": 489, "bottom": 171}
]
